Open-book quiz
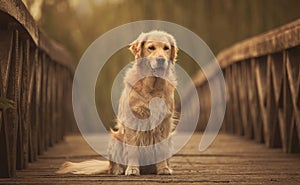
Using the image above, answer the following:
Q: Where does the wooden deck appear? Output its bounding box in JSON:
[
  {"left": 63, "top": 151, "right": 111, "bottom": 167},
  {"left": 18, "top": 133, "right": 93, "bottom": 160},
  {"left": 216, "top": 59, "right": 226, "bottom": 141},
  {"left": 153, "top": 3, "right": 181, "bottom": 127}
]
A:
[{"left": 0, "top": 133, "right": 299, "bottom": 185}]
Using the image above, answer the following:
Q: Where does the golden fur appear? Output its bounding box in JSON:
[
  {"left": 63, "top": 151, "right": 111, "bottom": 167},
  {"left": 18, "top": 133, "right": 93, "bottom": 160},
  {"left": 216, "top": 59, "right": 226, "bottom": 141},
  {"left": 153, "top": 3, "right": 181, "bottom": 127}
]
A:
[{"left": 56, "top": 30, "right": 179, "bottom": 176}]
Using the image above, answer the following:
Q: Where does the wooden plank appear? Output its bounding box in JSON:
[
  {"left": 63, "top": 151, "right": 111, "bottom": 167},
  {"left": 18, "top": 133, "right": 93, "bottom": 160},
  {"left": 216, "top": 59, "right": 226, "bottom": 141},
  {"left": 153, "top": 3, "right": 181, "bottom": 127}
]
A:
[
  {"left": 286, "top": 47, "right": 300, "bottom": 152},
  {"left": 38, "top": 53, "right": 46, "bottom": 154},
  {"left": 239, "top": 61, "right": 252, "bottom": 139},
  {"left": 0, "top": 133, "right": 299, "bottom": 184},
  {"left": 42, "top": 54, "right": 49, "bottom": 152},
  {"left": 56, "top": 66, "right": 64, "bottom": 141},
  {"left": 22, "top": 39, "right": 31, "bottom": 168},
  {"left": 0, "top": 24, "right": 14, "bottom": 178},
  {"left": 4, "top": 29, "right": 20, "bottom": 177},
  {"left": 255, "top": 57, "right": 270, "bottom": 147},
  {"left": 48, "top": 61, "right": 55, "bottom": 147},
  {"left": 35, "top": 52, "right": 42, "bottom": 155},
  {"left": 270, "top": 52, "right": 285, "bottom": 150},
  {"left": 245, "top": 61, "right": 254, "bottom": 139},
  {"left": 0, "top": 113, "right": 10, "bottom": 177},
  {"left": 27, "top": 43, "right": 36, "bottom": 163},
  {"left": 254, "top": 59, "right": 266, "bottom": 143},
  {"left": 44, "top": 60, "right": 53, "bottom": 149},
  {"left": 231, "top": 64, "right": 243, "bottom": 136},
  {"left": 16, "top": 32, "right": 24, "bottom": 170},
  {"left": 249, "top": 59, "right": 261, "bottom": 143},
  {"left": 267, "top": 55, "right": 281, "bottom": 148},
  {"left": 283, "top": 51, "right": 293, "bottom": 153},
  {"left": 52, "top": 64, "right": 58, "bottom": 143},
  {"left": 228, "top": 66, "right": 236, "bottom": 134},
  {"left": 224, "top": 68, "right": 234, "bottom": 133}
]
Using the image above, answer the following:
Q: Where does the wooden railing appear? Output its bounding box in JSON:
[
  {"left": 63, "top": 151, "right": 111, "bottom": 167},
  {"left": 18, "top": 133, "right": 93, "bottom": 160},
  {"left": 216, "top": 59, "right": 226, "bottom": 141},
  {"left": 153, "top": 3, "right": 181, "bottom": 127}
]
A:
[
  {"left": 194, "top": 18, "right": 300, "bottom": 153},
  {"left": 0, "top": 1, "right": 76, "bottom": 177}
]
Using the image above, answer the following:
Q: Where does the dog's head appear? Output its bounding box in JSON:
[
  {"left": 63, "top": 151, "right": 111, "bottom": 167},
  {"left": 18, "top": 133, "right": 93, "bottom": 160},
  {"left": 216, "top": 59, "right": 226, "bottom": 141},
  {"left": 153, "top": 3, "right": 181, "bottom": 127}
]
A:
[{"left": 129, "top": 30, "right": 178, "bottom": 77}]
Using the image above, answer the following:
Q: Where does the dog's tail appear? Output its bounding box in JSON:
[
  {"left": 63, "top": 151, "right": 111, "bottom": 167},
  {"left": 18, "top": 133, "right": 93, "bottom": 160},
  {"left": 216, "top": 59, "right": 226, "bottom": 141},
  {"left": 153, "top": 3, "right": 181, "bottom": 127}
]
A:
[{"left": 56, "top": 160, "right": 109, "bottom": 175}]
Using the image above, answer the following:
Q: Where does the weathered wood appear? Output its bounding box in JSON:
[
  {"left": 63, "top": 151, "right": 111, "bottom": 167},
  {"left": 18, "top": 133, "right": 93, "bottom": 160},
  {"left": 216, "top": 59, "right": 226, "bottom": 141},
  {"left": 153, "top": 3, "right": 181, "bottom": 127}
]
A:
[
  {"left": 285, "top": 48, "right": 300, "bottom": 153},
  {"left": 250, "top": 59, "right": 264, "bottom": 143},
  {"left": 193, "top": 18, "right": 300, "bottom": 153},
  {"left": 27, "top": 42, "right": 36, "bottom": 163},
  {"left": 0, "top": 0, "right": 75, "bottom": 178},
  {"left": 16, "top": 28, "right": 25, "bottom": 171},
  {"left": 266, "top": 55, "right": 281, "bottom": 148},
  {"left": 5, "top": 29, "right": 20, "bottom": 177},
  {"left": 0, "top": 27, "right": 14, "bottom": 178},
  {"left": 217, "top": 19, "right": 300, "bottom": 68},
  {"left": 1, "top": 134, "right": 299, "bottom": 184}
]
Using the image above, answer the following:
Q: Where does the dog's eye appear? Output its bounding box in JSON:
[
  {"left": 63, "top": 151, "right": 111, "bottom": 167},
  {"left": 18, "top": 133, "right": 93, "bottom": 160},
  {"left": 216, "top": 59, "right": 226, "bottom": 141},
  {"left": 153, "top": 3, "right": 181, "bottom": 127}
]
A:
[
  {"left": 163, "top": 46, "right": 170, "bottom": 50},
  {"left": 148, "top": 46, "right": 155, "bottom": 51}
]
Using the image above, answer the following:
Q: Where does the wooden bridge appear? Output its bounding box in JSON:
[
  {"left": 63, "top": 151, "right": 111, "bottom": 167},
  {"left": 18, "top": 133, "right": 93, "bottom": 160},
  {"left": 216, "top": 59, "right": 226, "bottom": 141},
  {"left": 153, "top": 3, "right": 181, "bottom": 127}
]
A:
[{"left": 0, "top": 1, "right": 299, "bottom": 184}]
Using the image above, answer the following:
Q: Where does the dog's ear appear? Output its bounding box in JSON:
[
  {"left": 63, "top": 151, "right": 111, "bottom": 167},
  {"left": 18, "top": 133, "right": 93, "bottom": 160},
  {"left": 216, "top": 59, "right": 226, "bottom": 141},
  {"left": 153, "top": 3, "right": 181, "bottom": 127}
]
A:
[
  {"left": 166, "top": 33, "right": 178, "bottom": 62},
  {"left": 129, "top": 40, "right": 139, "bottom": 56},
  {"left": 170, "top": 45, "right": 179, "bottom": 62},
  {"left": 129, "top": 41, "right": 145, "bottom": 59},
  {"left": 130, "top": 32, "right": 147, "bottom": 59}
]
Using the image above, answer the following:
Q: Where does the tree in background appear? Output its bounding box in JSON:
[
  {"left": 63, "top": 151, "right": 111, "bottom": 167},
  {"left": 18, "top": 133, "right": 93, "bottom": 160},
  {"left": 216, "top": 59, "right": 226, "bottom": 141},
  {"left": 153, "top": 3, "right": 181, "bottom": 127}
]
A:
[{"left": 23, "top": 0, "right": 300, "bottom": 130}]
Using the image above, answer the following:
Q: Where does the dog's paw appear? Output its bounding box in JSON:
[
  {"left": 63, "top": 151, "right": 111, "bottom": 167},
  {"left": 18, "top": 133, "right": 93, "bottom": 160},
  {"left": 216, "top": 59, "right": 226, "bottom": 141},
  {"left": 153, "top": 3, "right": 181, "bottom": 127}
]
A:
[
  {"left": 125, "top": 166, "right": 140, "bottom": 176},
  {"left": 157, "top": 167, "right": 172, "bottom": 175},
  {"left": 133, "top": 107, "right": 150, "bottom": 119},
  {"left": 111, "top": 165, "right": 124, "bottom": 175}
]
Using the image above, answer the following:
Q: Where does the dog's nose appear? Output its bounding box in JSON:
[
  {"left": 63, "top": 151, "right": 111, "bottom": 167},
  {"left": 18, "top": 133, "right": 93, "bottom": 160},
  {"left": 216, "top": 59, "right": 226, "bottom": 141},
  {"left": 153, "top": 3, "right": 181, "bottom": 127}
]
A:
[{"left": 156, "top": 57, "right": 166, "bottom": 66}]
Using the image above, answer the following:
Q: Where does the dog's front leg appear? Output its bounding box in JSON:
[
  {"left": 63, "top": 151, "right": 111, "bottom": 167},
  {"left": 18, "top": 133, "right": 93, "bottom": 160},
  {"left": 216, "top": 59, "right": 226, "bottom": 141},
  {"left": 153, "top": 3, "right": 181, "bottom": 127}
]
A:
[
  {"left": 125, "top": 146, "right": 140, "bottom": 175},
  {"left": 124, "top": 131, "right": 140, "bottom": 176},
  {"left": 110, "top": 162, "right": 125, "bottom": 175},
  {"left": 156, "top": 160, "right": 172, "bottom": 175},
  {"left": 155, "top": 142, "right": 172, "bottom": 175},
  {"left": 154, "top": 123, "right": 173, "bottom": 175}
]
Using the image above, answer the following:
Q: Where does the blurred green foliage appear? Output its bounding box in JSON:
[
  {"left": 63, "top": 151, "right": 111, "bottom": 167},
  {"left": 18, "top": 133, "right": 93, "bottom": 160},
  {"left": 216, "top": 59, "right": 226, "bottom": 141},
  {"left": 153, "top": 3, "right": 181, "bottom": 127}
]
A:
[{"left": 24, "top": 0, "right": 300, "bottom": 129}]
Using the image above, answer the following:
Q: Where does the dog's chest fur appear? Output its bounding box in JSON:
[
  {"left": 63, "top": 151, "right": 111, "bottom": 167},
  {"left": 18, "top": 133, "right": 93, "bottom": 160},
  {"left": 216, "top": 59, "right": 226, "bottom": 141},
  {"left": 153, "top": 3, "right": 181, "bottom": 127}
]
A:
[
  {"left": 116, "top": 64, "right": 176, "bottom": 147},
  {"left": 128, "top": 77, "right": 175, "bottom": 144},
  {"left": 130, "top": 77, "right": 174, "bottom": 119}
]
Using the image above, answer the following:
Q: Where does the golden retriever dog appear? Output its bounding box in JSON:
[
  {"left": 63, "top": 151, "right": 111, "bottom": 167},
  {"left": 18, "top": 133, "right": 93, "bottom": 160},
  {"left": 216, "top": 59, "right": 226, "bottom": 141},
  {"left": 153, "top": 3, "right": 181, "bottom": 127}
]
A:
[{"left": 56, "top": 30, "right": 178, "bottom": 176}]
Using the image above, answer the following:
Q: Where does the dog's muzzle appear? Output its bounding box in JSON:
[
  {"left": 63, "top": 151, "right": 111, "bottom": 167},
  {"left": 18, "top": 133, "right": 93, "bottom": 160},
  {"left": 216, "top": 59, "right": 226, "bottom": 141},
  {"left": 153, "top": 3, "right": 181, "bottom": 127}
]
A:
[
  {"left": 151, "top": 57, "right": 168, "bottom": 77},
  {"left": 156, "top": 57, "right": 166, "bottom": 68}
]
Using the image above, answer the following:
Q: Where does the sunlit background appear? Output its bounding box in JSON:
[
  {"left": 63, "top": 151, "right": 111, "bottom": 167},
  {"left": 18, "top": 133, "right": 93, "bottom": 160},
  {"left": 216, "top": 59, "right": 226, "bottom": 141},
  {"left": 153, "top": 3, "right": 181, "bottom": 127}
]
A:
[{"left": 22, "top": 0, "right": 300, "bottom": 129}]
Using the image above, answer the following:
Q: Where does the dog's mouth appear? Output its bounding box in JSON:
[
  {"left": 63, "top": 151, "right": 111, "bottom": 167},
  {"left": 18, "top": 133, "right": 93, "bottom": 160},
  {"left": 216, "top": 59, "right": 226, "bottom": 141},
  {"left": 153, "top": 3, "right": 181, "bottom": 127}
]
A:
[{"left": 152, "top": 67, "right": 166, "bottom": 77}]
